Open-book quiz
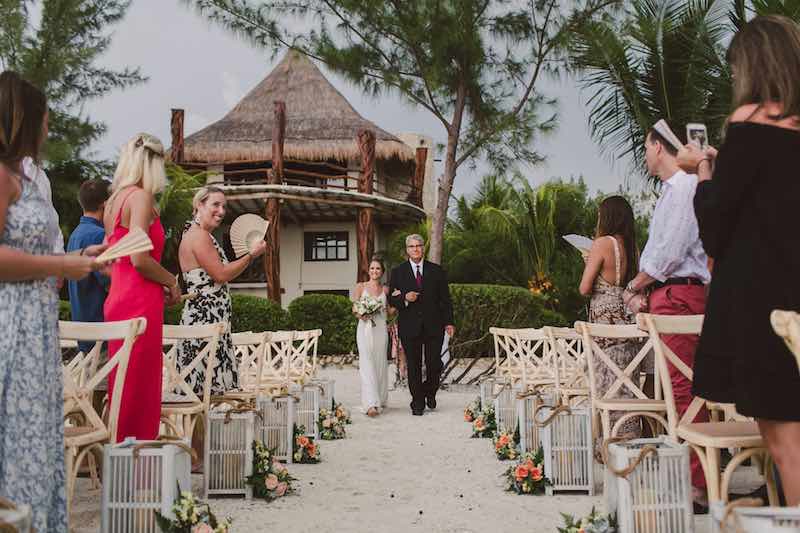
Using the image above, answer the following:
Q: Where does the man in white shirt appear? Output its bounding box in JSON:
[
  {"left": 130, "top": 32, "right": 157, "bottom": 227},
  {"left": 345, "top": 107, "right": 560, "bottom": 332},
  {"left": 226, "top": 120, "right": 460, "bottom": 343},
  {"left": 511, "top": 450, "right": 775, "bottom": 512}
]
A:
[{"left": 623, "top": 127, "right": 711, "bottom": 509}]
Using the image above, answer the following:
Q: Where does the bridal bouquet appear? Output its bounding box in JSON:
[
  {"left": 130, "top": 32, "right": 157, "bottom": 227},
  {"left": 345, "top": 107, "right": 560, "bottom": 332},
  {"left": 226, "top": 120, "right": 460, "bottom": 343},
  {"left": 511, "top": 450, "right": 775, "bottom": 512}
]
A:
[
  {"left": 471, "top": 406, "right": 496, "bottom": 438},
  {"left": 558, "top": 507, "right": 618, "bottom": 533},
  {"left": 245, "top": 440, "right": 296, "bottom": 502},
  {"left": 318, "top": 407, "right": 346, "bottom": 440},
  {"left": 293, "top": 425, "right": 321, "bottom": 463},
  {"left": 353, "top": 293, "right": 384, "bottom": 326},
  {"left": 155, "top": 484, "right": 232, "bottom": 532},
  {"left": 493, "top": 427, "right": 520, "bottom": 461},
  {"left": 503, "top": 449, "right": 550, "bottom": 495},
  {"left": 464, "top": 396, "right": 481, "bottom": 423}
]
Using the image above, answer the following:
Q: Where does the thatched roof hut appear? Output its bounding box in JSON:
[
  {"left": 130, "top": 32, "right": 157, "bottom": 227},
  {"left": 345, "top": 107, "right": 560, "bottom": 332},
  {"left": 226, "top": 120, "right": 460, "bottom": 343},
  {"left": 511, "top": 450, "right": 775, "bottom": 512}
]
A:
[{"left": 183, "top": 50, "right": 414, "bottom": 164}]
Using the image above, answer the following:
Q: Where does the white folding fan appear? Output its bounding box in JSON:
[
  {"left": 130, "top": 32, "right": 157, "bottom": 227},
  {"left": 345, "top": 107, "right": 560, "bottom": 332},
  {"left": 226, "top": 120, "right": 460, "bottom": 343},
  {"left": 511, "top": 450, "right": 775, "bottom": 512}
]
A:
[
  {"left": 229, "top": 214, "right": 269, "bottom": 258},
  {"left": 94, "top": 227, "right": 153, "bottom": 264},
  {"left": 563, "top": 234, "right": 593, "bottom": 257}
]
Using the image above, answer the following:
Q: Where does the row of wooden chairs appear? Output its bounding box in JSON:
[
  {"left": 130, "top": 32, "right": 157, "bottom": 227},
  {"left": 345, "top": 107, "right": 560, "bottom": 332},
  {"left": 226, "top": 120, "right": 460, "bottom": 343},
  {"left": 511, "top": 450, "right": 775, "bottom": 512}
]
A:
[
  {"left": 491, "top": 310, "right": 800, "bottom": 506},
  {"left": 60, "top": 320, "right": 322, "bottom": 514}
]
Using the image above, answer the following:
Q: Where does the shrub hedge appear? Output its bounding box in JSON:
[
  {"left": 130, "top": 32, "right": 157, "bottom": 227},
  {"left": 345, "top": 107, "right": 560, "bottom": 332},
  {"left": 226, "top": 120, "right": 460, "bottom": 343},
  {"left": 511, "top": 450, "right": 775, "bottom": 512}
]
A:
[
  {"left": 287, "top": 294, "right": 357, "bottom": 355},
  {"left": 164, "top": 293, "right": 290, "bottom": 333},
  {"left": 66, "top": 283, "right": 563, "bottom": 358},
  {"left": 58, "top": 300, "right": 71, "bottom": 321},
  {"left": 448, "top": 283, "right": 566, "bottom": 358}
]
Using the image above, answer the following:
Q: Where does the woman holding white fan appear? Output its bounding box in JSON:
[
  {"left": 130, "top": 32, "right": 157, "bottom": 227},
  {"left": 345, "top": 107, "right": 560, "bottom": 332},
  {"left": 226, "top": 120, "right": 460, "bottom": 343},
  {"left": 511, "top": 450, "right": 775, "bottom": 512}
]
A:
[{"left": 353, "top": 256, "right": 392, "bottom": 417}]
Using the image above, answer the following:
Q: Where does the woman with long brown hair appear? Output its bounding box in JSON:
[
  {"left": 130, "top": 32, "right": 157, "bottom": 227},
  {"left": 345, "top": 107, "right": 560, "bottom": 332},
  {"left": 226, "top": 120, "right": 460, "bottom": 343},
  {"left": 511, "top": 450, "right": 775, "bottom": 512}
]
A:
[
  {"left": 0, "top": 71, "right": 102, "bottom": 532},
  {"left": 679, "top": 15, "right": 800, "bottom": 504},
  {"left": 579, "top": 195, "right": 643, "bottom": 439}
]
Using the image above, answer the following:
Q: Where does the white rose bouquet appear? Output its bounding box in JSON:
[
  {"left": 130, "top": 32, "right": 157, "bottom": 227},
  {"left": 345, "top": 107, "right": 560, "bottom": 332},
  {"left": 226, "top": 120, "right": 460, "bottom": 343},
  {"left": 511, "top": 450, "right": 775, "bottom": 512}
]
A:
[{"left": 353, "top": 293, "right": 384, "bottom": 326}]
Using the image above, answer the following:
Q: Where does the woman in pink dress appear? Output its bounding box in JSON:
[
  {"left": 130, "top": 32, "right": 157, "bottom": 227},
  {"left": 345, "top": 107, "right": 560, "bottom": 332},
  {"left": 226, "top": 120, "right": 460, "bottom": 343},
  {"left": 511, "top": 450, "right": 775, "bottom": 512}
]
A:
[{"left": 103, "top": 133, "right": 181, "bottom": 441}]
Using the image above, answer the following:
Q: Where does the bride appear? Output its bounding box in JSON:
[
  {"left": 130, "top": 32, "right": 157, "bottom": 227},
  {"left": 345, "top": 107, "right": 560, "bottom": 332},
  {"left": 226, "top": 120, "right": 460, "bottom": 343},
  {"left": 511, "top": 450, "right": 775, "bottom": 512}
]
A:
[{"left": 353, "top": 256, "right": 392, "bottom": 417}]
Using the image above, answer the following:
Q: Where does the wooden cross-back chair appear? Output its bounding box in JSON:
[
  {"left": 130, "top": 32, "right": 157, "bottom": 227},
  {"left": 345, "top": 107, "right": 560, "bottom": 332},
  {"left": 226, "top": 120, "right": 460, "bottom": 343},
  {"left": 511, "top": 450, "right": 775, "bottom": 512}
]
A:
[
  {"left": 287, "top": 329, "right": 321, "bottom": 383},
  {"left": 231, "top": 331, "right": 269, "bottom": 395},
  {"left": 638, "top": 313, "right": 777, "bottom": 505},
  {"left": 225, "top": 331, "right": 298, "bottom": 398},
  {"left": 574, "top": 321, "right": 667, "bottom": 443},
  {"left": 60, "top": 318, "right": 147, "bottom": 513},
  {"left": 543, "top": 326, "right": 589, "bottom": 406},
  {"left": 771, "top": 309, "right": 800, "bottom": 373},
  {"left": 489, "top": 327, "right": 550, "bottom": 388},
  {"left": 160, "top": 323, "right": 225, "bottom": 439}
]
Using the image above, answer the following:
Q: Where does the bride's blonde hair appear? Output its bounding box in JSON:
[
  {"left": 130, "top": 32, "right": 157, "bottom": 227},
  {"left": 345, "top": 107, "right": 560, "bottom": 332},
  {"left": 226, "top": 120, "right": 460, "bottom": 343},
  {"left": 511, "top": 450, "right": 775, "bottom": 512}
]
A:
[{"left": 109, "top": 133, "right": 167, "bottom": 202}]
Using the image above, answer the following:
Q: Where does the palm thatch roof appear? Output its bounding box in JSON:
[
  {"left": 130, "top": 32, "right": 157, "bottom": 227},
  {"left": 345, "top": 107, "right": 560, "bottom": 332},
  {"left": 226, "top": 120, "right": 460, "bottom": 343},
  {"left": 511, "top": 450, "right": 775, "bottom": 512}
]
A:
[{"left": 183, "top": 51, "right": 414, "bottom": 164}]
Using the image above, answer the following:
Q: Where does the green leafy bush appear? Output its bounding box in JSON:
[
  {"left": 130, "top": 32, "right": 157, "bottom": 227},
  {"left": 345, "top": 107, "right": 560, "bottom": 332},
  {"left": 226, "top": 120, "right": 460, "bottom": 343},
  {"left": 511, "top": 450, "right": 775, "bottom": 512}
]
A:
[
  {"left": 287, "top": 294, "right": 356, "bottom": 355},
  {"left": 449, "top": 284, "right": 565, "bottom": 358},
  {"left": 164, "top": 293, "right": 289, "bottom": 333},
  {"left": 59, "top": 300, "right": 71, "bottom": 321}
]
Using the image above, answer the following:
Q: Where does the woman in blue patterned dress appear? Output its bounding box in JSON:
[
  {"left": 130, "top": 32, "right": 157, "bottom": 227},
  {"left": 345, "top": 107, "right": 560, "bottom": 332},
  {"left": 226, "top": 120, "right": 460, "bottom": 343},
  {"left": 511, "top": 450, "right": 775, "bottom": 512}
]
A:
[{"left": 0, "top": 71, "right": 103, "bottom": 532}]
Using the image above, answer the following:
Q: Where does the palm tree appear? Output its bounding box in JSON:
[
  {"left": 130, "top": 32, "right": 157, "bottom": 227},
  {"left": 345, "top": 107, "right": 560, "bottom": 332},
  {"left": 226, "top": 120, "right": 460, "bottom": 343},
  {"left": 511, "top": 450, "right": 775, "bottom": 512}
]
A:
[
  {"left": 569, "top": 0, "right": 731, "bottom": 181},
  {"left": 570, "top": 0, "right": 800, "bottom": 182}
]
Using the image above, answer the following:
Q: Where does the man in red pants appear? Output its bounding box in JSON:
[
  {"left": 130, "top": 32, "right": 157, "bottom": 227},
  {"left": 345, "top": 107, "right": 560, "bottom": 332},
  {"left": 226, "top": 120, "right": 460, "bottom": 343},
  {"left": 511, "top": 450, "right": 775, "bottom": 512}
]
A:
[{"left": 623, "top": 126, "right": 711, "bottom": 512}]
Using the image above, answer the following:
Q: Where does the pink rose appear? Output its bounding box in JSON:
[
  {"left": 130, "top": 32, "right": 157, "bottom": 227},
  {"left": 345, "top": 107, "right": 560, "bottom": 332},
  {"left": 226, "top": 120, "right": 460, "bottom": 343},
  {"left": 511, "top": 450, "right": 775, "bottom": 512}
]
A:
[
  {"left": 192, "top": 524, "right": 213, "bottom": 533},
  {"left": 322, "top": 418, "right": 332, "bottom": 428},
  {"left": 265, "top": 473, "right": 279, "bottom": 490},
  {"left": 272, "top": 459, "right": 285, "bottom": 472},
  {"left": 276, "top": 482, "right": 288, "bottom": 497}
]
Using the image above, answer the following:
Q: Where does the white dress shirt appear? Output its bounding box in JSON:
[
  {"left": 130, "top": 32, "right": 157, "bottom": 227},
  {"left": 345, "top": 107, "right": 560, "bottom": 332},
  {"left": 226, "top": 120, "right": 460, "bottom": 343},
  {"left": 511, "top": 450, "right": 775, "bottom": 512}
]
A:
[
  {"left": 409, "top": 258, "right": 423, "bottom": 278},
  {"left": 23, "top": 157, "right": 64, "bottom": 254},
  {"left": 639, "top": 170, "right": 710, "bottom": 283}
]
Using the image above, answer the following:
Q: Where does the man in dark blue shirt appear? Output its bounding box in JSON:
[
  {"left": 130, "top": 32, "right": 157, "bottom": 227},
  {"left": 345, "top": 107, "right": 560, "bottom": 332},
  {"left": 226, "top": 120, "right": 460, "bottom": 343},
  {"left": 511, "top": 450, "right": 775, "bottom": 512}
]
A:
[{"left": 66, "top": 179, "right": 111, "bottom": 332}]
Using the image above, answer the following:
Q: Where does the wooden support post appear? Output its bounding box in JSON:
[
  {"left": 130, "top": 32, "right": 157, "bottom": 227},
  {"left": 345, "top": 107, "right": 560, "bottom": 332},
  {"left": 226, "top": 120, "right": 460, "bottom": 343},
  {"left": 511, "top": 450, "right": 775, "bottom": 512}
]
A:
[
  {"left": 356, "top": 129, "right": 376, "bottom": 282},
  {"left": 170, "top": 109, "right": 185, "bottom": 163},
  {"left": 411, "top": 146, "right": 427, "bottom": 208},
  {"left": 264, "top": 101, "right": 285, "bottom": 303}
]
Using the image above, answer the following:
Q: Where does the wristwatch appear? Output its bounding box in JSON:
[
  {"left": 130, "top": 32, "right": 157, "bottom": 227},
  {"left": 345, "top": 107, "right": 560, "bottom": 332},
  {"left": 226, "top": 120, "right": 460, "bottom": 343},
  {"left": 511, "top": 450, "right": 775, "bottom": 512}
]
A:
[{"left": 624, "top": 280, "right": 639, "bottom": 294}]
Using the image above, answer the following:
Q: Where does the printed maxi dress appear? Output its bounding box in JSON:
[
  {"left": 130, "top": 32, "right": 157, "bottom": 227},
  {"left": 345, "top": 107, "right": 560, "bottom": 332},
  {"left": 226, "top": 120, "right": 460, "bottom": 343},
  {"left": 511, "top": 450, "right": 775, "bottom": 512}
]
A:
[{"left": 0, "top": 174, "right": 68, "bottom": 532}]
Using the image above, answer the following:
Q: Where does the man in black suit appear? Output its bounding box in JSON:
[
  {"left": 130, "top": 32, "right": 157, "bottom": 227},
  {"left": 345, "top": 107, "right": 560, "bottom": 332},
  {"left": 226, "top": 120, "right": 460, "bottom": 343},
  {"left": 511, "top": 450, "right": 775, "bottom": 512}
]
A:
[{"left": 389, "top": 234, "right": 455, "bottom": 415}]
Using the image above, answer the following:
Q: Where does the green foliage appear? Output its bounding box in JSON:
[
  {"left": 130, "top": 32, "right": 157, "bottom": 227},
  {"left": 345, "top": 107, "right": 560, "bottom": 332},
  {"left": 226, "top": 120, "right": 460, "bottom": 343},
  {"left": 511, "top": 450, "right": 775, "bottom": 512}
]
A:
[
  {"left": 58, "top": 300, "right": 71, "bottom": 321},
  {"left": 569, "top": 0, "right": 800, "bottom": 182},
  {"left": 47, "top": 158, "right": 114, "bottom": 243},
  {"left": 448, "top": 284, "right": 565, "bottom": 358},
  {"left": 158, "top": 164, "right": 209, "bottom": 273},
  {"left": 164, "top": 294, "right": 290, "bottom": 332},
  {"left": 287, "top": 294, "right": 356, "bottom": 355},
  {"left": 0, "top": 0, "right": 145, "bottom": 160}
]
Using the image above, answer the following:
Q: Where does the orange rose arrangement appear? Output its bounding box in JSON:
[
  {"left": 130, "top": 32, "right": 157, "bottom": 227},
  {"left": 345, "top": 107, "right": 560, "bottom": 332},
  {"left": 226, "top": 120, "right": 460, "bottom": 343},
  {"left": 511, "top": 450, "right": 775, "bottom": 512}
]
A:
[
  {"left": 503, "top": 449, "right": 550, "bottom": 495},
  {"left": 293, "top": 425, "right": 321, "bottom": 463},
  {"left": 471, "top": 406, "right": 496, "bottom": 438},
  {"left": 245, "top": 441, "right": 296, "bottom": 502},
  {"left": 493, "top": 428, "right": 520, "bottom": 460},
  {"left": 464, "top": 396, "right": 481, "bottom": 423}
]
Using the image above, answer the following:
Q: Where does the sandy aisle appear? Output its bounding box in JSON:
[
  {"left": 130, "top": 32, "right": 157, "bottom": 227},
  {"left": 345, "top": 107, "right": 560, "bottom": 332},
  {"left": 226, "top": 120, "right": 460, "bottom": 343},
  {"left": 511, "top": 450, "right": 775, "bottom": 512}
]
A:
[{"left": 73, "top": 366, "right": 718, "bottom": 532}]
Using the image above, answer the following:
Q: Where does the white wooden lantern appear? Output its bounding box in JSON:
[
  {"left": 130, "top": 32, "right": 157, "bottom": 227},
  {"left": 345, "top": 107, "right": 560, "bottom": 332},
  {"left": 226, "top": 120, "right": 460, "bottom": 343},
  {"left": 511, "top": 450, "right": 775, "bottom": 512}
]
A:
[
  {"left": 310, "top": 377, "right": 335, "bottom": 411},
  {"left": 479, "top": 376, "right": 501, "bottom": 409},
  {"left": 290, "top": 383, "right": 321, "bottom": 439},
  {"left": 101, "top": 439, "right": 192, "bottom": 533},
  {"left": 607, "top": 437, "right": 693, "bottom": 533},
  {"left": 538, "top": 405, "right": 594, "bottom": 495},
  {"left": 516, "top": 391, "right": 555, "bottom": 454},
  {"left": 256, "top": 394, "right": 296, "bottom": 463},
  {"left": 492, "top": 383, "right": 519, "bottom": 434},
  {"left": 711, "top": 502, "right": 800, "bottom": 533},
  {"left": 204, "top": 407, "right": 256, "bottom": 499}
]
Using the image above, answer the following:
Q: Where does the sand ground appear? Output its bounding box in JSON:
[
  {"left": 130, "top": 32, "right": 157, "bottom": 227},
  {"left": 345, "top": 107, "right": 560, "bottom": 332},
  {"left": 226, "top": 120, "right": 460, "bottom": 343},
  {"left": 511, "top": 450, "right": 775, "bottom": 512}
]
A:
[{"left": 71, "top": 366, "right": 742, "bottom": 532}]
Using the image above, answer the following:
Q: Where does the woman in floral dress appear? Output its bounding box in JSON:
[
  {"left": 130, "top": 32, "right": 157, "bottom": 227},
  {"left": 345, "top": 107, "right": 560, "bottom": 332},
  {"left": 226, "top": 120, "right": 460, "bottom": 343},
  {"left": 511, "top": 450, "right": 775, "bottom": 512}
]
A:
[
  {"left": 579, "top": 196, "right": 644, "bottom": 441},
  {"left": 0, "top": 71, "right": 101, "bottom": 532},
  {"left": 177, "top": 186, "right": 266, "bottom": 395}
]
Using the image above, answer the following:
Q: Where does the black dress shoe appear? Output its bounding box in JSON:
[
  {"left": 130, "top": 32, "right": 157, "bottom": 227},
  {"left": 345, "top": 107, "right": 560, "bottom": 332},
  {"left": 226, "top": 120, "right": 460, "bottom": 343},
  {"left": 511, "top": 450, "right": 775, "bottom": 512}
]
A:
[
  {"left": 426, "top": 397, "right": 437, "bottom": 410},
  {"left": 412, "top": 408, "right": 424, "bottom": 416}
]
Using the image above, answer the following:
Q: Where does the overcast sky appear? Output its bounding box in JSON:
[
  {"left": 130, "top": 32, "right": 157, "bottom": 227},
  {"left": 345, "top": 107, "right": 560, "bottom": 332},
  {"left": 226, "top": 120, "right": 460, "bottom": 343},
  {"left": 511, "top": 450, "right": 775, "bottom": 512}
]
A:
[{"left": 89, "top": 0, "right": 638, "bottom": 200}]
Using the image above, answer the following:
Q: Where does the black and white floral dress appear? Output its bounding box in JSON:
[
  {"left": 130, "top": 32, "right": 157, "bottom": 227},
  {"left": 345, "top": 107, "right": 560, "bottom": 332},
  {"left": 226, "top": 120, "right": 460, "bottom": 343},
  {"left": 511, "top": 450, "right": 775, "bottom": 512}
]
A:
[{"left": 177, "top": 225, "right": 237, "bottom": 395}]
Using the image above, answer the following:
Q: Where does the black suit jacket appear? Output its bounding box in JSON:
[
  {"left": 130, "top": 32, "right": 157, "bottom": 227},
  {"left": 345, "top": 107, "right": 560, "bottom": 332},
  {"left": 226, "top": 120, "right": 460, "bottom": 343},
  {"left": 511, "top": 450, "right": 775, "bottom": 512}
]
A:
[{"left": 389, "top": 260, "right": 454, "bottom": 339}]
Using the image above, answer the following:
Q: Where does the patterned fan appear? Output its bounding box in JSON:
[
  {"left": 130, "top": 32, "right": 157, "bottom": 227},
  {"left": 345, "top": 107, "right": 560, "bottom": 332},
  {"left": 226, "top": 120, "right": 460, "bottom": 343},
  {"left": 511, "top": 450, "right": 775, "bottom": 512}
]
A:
[
  {"left": 229, "top": 214, "right": 269, "bottom": 258},
  {"left": 94, "top": 227, "right": 153, "bottom": 264}
]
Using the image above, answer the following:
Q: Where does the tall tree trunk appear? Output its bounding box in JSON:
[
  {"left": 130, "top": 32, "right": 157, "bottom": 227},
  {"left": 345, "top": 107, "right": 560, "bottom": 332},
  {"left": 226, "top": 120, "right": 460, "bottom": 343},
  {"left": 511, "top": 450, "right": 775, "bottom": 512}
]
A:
[{"left": 428, "top": 85, "right": 466, "bottom": 264}]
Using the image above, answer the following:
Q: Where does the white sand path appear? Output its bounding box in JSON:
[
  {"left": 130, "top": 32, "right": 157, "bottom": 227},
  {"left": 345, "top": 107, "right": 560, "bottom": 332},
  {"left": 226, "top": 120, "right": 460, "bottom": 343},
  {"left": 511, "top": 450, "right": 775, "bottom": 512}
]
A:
[{"left": 73, "top": 366, "right": 721, "bottom": 532}]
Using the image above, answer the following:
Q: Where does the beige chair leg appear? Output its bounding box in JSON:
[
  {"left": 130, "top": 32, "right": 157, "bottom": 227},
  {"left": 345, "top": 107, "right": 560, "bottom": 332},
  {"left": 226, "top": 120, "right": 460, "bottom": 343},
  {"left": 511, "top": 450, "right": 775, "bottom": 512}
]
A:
[
  {"left": 705, "top": 446, "right": 722, "bottom": 503},
  {"left": 65, "top": 446, "right": 77, "bottom": 517}
]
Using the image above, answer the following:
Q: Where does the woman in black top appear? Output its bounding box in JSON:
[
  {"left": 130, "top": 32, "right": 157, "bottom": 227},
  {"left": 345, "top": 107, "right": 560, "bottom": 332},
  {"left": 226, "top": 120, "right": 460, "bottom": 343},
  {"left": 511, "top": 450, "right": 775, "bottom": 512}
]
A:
[{"left": 678, "top": 15, "right": 800, "bottom": 505}]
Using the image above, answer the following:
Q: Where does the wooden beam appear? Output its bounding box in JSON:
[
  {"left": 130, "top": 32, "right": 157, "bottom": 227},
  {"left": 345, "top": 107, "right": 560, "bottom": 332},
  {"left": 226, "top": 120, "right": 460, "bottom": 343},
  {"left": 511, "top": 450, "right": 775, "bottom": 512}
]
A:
[
  {"left": 170, "top": 109, "right": 185, "bottom": 163},
  {"left": 264, "top": 100, "right": 286, "bottom": 304},
  {"left": 411, "top": 146, "right": 427, "bottom": 208},
  {"left": 356, "top": 129, "right": 377, "bottom": 282}
]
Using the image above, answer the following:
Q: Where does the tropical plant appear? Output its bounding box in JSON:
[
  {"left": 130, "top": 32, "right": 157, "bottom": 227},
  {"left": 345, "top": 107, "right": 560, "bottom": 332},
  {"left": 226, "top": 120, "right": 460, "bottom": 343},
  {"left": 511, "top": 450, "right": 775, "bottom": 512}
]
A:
[
  {"left": 181, "top": 0, "right": 621, "bottom": 264},
  {"left": 158, "top": 164, "right": 209, "bottom": 274},
  {"left": 0, "top": 0, "right": 145, "bottom": 161},
  {"left": 570, "top": 0, "right": 800, "bottom": 181}
]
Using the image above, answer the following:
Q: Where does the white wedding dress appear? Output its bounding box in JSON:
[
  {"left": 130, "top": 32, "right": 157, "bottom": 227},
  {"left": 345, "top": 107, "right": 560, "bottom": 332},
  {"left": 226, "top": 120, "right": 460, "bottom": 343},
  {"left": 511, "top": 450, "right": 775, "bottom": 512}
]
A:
[{"left": 356, "top": 291, "right": 388, "bottom": 412}]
